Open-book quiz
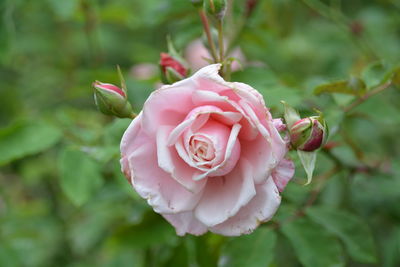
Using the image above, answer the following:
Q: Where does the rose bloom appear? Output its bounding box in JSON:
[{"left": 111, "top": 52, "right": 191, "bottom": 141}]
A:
[{"left": 120, "top": 64, "right": 294, "bottom": 236}]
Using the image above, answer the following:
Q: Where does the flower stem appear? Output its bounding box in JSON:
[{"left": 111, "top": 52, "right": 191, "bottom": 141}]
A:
[
  {"left": 217, "top": 19, "right": 224, "bottom": 63},
  {"left": 198, "top": 9, "right": 218, "bottom": 63},
  {"left": 343, "top": 81, "right": 392, "bottom": 113}
]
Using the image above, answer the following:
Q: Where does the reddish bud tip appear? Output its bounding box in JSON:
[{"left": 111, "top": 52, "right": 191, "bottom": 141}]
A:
[
  {"left": 93, "top": 81, "right": 126, "bottom": 98},
  {"left": 160, "top": 53, "right": 188, "bottom": 77}
]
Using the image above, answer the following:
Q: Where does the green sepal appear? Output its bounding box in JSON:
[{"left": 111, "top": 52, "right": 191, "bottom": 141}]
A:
[
  {"left": 117, "top": 65, "right": 128, "bottom": 96},
  {"left": 281, "top": 101, "right": 301, "bottom": 129},
  {"left": 297, "top": 150, "right": 317, "bottom": 185},
  {"left": 94, "top": 90, "right": 134, "bottom": 119}
]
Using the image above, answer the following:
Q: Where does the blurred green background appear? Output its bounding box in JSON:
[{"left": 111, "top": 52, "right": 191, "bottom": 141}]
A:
[{"left": 0, "top": 0, "right": 399, "bottom": 266}]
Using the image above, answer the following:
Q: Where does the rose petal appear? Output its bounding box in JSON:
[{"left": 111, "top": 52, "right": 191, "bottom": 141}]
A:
[
  {"left": 210, "top": 177, "right": 281, "bottom": 236},
  {"left": 162, "top": 211, "right": 207, "bottom": 236},
  {"left": 157, "top": 126, "right": 207, "bottom": 193},
  {"left": 127, "top": 129, "right": 202, "bottom": 214},
  {"left": 229, "top": 81, "right": 269, "bottom": 120},
  {"left": 193, "top": 123, "right": 241, "bottom": 180},
  {"left": 273, "top": 118, "right": 286, "bottom": 132},
  {"left": 167, "top": 106, "right": 220, "bottom": 145},
  {"left": 192, "top": 90, "right": 259, "bottom": 140},
  {"left": 184, "top": 120, "right": 231, "bottom": 166},
  {"left": 140, "top": 65, "right": 224, "bottom": 136},
  {"left": 120, "top": 113, "right": 143, "bottom": 182},
  {"left": 272, "top": 158, "right": 295, "bottom": 192},
  {"left": 194, "top": 159, "right": 256, "bottom": 227},
  {"left": 240, "top": 135, "right": 275, "bottom": 184}
]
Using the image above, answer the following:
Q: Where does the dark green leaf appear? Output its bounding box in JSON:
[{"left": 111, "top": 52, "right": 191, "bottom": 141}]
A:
[
  {"left": 281, "top": 217, "right": 344, "bottom": 267},
  {"left": 0, "top": 121, "right": 62, "bottom": 166},
  {"left": 109, "top": 213, "right": 178, "bottom": 249},
  {"left": 314, "top": 77, "right": 366, "bottom": 96},
  {"left": 389, "top": 66, "right": 400, "bottom": 87},
  {"left": 218, "top": 228, "right": 277, "bottom": 267},
  {"left": 306, "top": 206, "right": 377, "bottom": 263},
  {"left": 58, "top": 147, "right": 103, "bottom": 206}
]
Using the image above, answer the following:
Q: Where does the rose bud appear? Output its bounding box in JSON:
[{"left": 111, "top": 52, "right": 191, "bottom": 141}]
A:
[
  {"left": 93, "top": 81, "right": 135, "bottom": 119},
  {"left": 289, "top": 116, "right": 328, "bottom": 152},
  {"left": 204, "top": 0, "right": 227, "bottom": 20},
  {"left": 159, "top": 52, "right": 189, "bottom": 84}
]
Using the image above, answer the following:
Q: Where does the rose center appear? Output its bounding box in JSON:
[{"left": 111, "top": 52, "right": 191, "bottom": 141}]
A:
[{"left": 189, "top": 135, "right": 215, "bottom": 165}]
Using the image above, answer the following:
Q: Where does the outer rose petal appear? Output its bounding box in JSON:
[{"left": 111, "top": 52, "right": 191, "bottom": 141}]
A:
[
  {"left": 194, "top": 159, "right": 256, "bottom": 227},
  {"left": 272, "top": 158, "right": 295, "bottom": 192},
  {"left": 210, "top": 177, "right": 281, "bottom": 236},
  {"left": 141, "top": 64, "right": 224, "bottom": 136},
  {"left": 121, "top": 117, "right": 203, "bottom": 214},
  {"left": 163, "top": 211, "right": 207, "bottom": 236},
  {"left": 120, "top": 112, "right": 143, "bottom": 182}
]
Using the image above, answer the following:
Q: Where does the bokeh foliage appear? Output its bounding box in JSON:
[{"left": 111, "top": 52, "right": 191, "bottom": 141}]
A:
[{"left": 0, "top": 0, "right": 400, "bottom": 266}]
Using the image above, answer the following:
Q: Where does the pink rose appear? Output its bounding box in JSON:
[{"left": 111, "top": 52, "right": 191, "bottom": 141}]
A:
[{"left": 120, "top": 64, "right": 294, "bottom": 236}]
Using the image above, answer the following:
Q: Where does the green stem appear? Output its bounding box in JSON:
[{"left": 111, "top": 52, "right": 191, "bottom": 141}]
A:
[
  {"left": 217, "top": 19, "right": 224, "bottom": 63},
  {"left": 343, "top": 81, "right": 392, "bottom": 113},
  {"left": 198, "top": 9, "right": 218, "bottom": 63}
]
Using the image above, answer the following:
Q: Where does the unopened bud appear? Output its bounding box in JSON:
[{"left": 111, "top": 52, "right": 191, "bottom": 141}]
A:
[
  {"left": 205, "top": 0, "right": 227, "bottom": 20},
  {"left": 93, "top": 81, "right": 134, "bottom": 119},
  {"left": 290, "top": 116, "right": 328, "bottom": 152},
  {"left": 159, "top": 53, "right": 188, "bottom": 84}
]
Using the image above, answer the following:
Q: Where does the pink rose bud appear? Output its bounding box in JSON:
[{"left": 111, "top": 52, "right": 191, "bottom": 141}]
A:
[
  {"left": 289, "top": 116, "right": 328, "bottom": 152},
  {"left": 93, "top": 81, "right": 134, "bottom": 119},
  {"left": 159, "top": 53, "right": 188, "bottom": 84}
]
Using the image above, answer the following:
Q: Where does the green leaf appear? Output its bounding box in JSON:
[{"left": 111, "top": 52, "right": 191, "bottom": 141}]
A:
[
  {"left": 46, "top": 0, "right": 79, "bottom": 20},
  {"left": 389, "top": 66, "right": 400, "bottom": 87},
  {"left": 218, "top": 228, "right": 277, "bottom": 267},
  {"left": 297, "top": 150, "right": 317, "bottom": 185},
  {"left": 314, "top": 77, "right": 366, "bottom": 96},
  {"left": 0, "top": 121, "right": 62, "bottom": 166},
  {"left": 381, "top": 227, "right": 400, "bottom": 267},
  {"left": 306, "top": 206, "right": 378, "bottom": 263},
  {"left": 281, "top": 217, "right": 344, "bottom": 267},
  {"left": 58, "top": 147, "right": 103, "bottom": 206},
  {"left": 361, "top": 61, "right": 388, "bottom": 89},
  {"left": 109, "top": 213, "right": 178, "bottom": 249}
]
